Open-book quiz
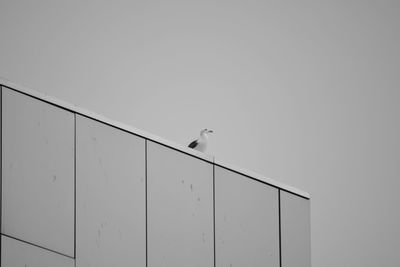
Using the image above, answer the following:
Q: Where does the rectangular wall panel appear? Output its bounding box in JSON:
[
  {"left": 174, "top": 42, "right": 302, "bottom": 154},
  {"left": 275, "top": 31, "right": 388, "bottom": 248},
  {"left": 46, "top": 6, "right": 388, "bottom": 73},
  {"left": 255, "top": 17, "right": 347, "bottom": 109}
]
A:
[
  {"left": 1, "top": 88, "right": 75, "bottom": 256},
  {"left": 76, "top": 115, "right": 146, "bottom": 267},
  {"left": 1, "top": 235, "right": 74, "bottom": 267},
  {"left": 147, "top": 141, "right": 214, "bottom": 267},
  {"left": 280, "top": 191, "right": 311, "bottom": 267},
  {"left": 215, "top": 167, "right": 280, "bottom": 267}
]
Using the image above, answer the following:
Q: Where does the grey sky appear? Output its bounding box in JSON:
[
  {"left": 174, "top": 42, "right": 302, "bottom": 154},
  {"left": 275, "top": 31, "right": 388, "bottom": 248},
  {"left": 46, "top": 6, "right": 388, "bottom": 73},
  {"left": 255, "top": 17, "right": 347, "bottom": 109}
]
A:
[{"left": 1, "top": 1, "right": 400, "bottom": 266}]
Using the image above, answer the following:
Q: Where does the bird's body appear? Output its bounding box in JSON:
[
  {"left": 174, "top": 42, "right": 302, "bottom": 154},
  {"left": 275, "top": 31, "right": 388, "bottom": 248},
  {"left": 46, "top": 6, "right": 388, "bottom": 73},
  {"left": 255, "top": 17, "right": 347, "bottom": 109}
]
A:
[{"left": 188, "top": 129, "right": 213, "bottom": 152}]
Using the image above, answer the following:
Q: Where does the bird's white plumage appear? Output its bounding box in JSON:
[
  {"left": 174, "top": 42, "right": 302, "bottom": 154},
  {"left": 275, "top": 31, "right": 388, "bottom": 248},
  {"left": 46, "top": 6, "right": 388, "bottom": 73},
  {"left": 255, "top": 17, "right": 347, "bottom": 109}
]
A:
[{"left": 188, "top": 129, "right": 213, "bottom": 152}]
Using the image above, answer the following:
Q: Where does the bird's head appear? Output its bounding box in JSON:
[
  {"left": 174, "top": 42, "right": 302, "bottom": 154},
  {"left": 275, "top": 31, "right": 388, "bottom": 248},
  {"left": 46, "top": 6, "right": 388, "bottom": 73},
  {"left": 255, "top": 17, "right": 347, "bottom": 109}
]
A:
[{"left": 200, "top": 128, "right": 214, "bottom": 136}]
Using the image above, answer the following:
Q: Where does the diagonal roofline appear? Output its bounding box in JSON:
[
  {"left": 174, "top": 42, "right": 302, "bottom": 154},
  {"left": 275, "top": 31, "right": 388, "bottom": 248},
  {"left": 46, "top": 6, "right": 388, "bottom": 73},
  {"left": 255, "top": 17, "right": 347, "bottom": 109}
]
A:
[{"left": 0, "top": 77, "right": 310, "bottom": 199}]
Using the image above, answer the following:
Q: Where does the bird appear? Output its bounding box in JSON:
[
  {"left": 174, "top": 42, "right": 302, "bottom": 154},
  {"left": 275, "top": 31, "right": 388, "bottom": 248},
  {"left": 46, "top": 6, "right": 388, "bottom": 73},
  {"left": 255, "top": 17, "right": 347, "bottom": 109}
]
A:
[{"left": 188, "top": 129, "right": 214, "bottom": 152}]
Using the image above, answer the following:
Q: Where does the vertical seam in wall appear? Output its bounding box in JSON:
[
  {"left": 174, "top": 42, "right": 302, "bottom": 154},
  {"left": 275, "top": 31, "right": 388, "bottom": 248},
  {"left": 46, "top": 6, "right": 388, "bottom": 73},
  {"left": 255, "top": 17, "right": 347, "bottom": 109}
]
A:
[
  {"left": 0, "top": 86, "right": 3, "bottom": 267},
  {"left": 213, "top": 164, "right": 216, "bottom": 267},
  {"left": 278, "top": 189, "right": 282, "bottom": 267},
  {"left": 145, "top": 139, "right": 148, "bottom": 267},
  {"left": 74, "top": 113, "right": 77, "bottom": 263}
]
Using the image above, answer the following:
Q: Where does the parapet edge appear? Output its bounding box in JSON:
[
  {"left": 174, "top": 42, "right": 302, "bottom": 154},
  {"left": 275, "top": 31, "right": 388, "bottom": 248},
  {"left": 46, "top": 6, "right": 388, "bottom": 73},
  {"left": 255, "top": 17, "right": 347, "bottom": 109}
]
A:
[
  {"left": 214, "top": 159, "right": 310, "bottom": 199},
  {"left": 0, "top": 78, "right": 214, "bottom": 163},
  {"left": 0, "top": 77, "right": 310, "bottom": 198}
]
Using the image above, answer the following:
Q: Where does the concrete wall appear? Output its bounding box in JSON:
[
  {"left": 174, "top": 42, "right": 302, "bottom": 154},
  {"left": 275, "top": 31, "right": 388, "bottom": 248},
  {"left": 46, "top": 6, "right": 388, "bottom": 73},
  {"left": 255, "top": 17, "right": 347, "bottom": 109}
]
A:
[{"left": 0, "top": 83, "right": 311, "bottom": 267}]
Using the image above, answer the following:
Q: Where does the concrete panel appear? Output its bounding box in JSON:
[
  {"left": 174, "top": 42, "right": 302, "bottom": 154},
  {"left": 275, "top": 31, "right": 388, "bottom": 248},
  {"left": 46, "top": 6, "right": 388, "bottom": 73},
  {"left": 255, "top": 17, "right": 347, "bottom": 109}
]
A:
[
  {"left": 280, "top": 191, "right": 311, "bottom": 267},
  {"left": 76, "top": 115, "right": 146, "bottom": 267},
  {"left": 215, "top": 167, "right": 280, "bottom": 267},
  {"left": 1, "top": 88, "right": 74, "bottom": 256},
  {"left": 1, "top": 235, "right": 74, "bottom": 267},
  {"left": 147, "top": 141, "right": 213, "bottom": 267}
]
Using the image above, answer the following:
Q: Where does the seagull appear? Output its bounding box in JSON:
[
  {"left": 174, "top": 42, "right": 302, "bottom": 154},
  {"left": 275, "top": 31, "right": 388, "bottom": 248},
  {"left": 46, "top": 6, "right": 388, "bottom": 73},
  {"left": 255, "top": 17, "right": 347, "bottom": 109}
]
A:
[{"left": 188, "top": 129, "right": 214, "bottom": 152}]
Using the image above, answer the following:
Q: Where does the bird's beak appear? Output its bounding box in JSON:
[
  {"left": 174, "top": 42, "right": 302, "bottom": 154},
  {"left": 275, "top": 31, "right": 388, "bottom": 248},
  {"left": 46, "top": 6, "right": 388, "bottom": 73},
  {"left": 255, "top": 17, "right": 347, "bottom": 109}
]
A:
[{"left": 208, "top": 130, "right": 214, "bottom": 133}]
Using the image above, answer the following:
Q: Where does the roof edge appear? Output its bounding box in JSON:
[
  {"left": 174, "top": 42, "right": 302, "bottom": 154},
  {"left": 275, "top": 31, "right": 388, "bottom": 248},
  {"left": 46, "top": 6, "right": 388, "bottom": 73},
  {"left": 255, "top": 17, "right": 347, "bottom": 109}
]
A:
[
  {"left": 214, "top": 159, "right": 310, "bottom": 199},
  {"left": 0, "top": 77, "right": 213, "bottom": 163},
  {"left": 0, "top": 77, "right": 310, "bottom": 199}
]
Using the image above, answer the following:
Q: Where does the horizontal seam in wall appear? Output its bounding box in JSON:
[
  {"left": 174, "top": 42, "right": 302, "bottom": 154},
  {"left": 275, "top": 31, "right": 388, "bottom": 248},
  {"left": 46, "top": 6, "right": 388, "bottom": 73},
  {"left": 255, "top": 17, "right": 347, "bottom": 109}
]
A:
[{"left": 1, "top": 234, "right": 75, "bottom": 260}]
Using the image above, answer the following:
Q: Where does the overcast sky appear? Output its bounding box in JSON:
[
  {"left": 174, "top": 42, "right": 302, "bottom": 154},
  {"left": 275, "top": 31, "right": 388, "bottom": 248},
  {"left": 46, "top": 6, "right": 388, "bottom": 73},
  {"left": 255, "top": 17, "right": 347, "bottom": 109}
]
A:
[{"left": 1, "top": 1, "right": 400, "bottom": 266}]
